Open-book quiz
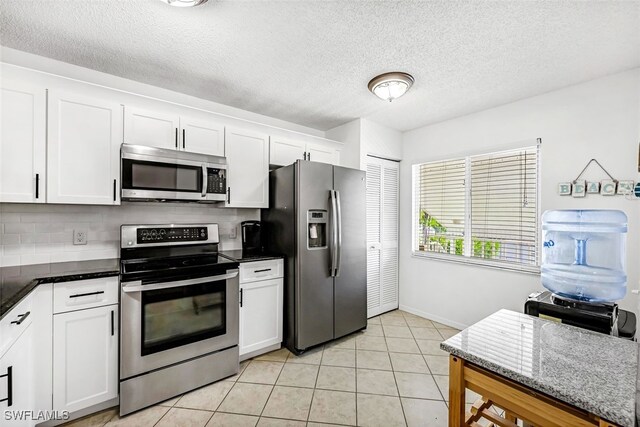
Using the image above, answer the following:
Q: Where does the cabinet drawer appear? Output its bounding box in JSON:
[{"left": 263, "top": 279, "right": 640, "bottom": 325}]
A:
[
  {"left": 0, "top": 291, "right": 33, "bottom": 358},
  {"left": 53, "top": 277, "right": 119, "bottom": 314},
  {"left": 239, "top": 259, "right": 283, "bottom": 283}
]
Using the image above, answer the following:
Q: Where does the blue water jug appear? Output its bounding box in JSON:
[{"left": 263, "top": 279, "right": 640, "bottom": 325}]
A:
[{"left": 541, "top": 210, "right": 627, "bottom": 302}]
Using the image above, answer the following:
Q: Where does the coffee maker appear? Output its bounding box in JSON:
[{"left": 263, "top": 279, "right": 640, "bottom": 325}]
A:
[{"left": 241, "top": 221, "right": 262, "bottom": 254}]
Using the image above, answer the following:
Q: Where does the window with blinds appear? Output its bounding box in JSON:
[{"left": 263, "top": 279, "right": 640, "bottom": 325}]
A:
[
  {"left": 413, "top": 159, "right": 466, "bottom": 255},
  {"left": 470, "top": 147, "right": 538, "bottom": 266},
  {"left": 413, "top": 143, "right": 540, "bottom": 270}
]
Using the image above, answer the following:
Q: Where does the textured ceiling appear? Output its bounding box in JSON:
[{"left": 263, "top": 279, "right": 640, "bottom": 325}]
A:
[{"left": 1, "top": 0, "right": 639, "bottom": 132}]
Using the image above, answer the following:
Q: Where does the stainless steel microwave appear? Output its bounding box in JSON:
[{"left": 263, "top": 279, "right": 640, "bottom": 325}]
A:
[{"left": 121, "top": 144, "right": 227, "bottom": 203}]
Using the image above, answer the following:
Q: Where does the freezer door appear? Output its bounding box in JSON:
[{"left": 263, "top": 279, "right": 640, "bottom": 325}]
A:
[
  {"left": 296, "top": 161, "right": 334, "bottom": 350},
  {"left": 333, "top": 166, "right": 367, "bottom": 338}
]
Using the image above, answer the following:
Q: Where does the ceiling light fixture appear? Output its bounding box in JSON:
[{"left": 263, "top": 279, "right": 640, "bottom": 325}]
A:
[
  {"left": 160, "top": 0, "right": 208, "bottom": 7},
  {"left": 368, "top": 72, "right": 414, "bottom": 102}
]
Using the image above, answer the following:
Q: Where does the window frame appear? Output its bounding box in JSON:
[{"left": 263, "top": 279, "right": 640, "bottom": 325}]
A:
[{"left": 411, "top": 141, "right": 541, "bottom": 275}]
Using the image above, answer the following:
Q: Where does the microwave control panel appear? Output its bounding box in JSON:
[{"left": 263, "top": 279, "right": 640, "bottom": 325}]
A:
[
  {"left": 137, "top": 227, "right": 208, "bottom": 243},
  {"left": 207, "top": 168, "right": 226, "bottom": 194}
]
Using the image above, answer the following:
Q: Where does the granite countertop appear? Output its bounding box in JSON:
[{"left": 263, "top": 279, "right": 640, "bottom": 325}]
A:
[
  {"left": 440, "top": 309, "right": 637, "bottom": 427},
  {"left": 219, "top": 250, "right": 283, "bottom": 263},
  {"left": 0, "top": 259, "right": 120, "bottom": 320}
]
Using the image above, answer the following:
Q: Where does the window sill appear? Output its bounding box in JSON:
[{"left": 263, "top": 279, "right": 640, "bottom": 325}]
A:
[{"left": 411, "top": 251, "right": 541, "bottom": 276}]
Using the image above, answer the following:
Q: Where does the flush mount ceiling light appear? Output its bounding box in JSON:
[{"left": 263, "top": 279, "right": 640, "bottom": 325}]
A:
[
  {"left": 160, "top": 0, "right": 208, "bottom": 7},
  {"left": 368, "top": 72, "right": 414, "bottom": 102}
]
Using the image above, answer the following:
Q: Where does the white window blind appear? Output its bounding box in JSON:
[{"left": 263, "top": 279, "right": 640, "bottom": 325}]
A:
[
  {"left": 470, "top": 147, "right": 539, "bottom": 266},
  {"left": 413, "top": 143, "right": 540, "bottom": 271},
  {"left": 413, "top": 158, "right": 466, "bottom": 255}
]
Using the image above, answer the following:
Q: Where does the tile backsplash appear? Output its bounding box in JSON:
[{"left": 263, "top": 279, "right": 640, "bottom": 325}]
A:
[{"left": 0, "top": 203, "right": 259, "bottom": 267}]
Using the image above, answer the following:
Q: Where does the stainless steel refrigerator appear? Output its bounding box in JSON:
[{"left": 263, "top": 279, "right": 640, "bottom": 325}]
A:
[{"left": 262, "top": 160, "right": 367, "bottom": 354}]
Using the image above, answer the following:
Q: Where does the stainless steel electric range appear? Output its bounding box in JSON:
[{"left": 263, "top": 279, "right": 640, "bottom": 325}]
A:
[{"left": 119, "top": 223, "right": 239, "bottom": 415}]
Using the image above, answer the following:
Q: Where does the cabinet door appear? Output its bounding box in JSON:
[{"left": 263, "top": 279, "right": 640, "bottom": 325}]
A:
[
  {"left": 270, "top": 138, "right": 305, "bottom": 166},
  {"left": 0, "top": 82, "right": 46, "bottom": 203},
  {"left": 239, "top": 278, "right": 283, "bottom": 356},
  {"left": 307, "top": 143, "right": 337, "bottom": 165},
  {"left": 0, "top": 326, "right": 34, "bottom": 427},
  {"left": 53, "top": 305, "right": 118, "bottom": 413},
  {"left": 225, "top": 127, "right": 269, "bottom": 208},
  {"left": 180, "top": 116, "right": 225, "bottom": 156},
  {"left": 124, "top": 107, "right": 179, "bottom": 150},
  {"left": 48, "top": 91, "right": 122, "bottom": 205}
]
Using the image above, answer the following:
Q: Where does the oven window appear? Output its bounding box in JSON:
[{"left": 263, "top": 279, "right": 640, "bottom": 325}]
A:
[
  {"left": 122, "top": 159, "right": 202, "bottom": 193},
  {"left": 141, "top": 281, "right": 226, "bottom": 355}
]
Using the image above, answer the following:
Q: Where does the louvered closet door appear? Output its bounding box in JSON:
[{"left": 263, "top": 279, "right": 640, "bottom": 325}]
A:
[{"left": 366, "top": 157, "right": 399, "bottom": 318}]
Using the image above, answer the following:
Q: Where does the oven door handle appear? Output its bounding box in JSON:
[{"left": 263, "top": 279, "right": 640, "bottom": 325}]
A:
[{"left": 121, "top": 271, "right": 238, "bottom": 293}]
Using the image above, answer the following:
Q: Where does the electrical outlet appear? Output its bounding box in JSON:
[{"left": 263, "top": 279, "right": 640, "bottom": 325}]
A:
[
  {"left": 229, "top": 226, "right": 237, "bottom": 239},
  {"left": 73, "top": 229, "right": 88, "bottom": 245}
]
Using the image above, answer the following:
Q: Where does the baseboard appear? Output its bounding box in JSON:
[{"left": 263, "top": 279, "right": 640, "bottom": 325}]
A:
[
  {"left": 239, "top": 343, "right": 281, "bottom": 362},
  {"left": 37, "top": 398, "right": 119, "bottom": 427},
  {"left": 399, "top": 304, "right": 468, "bottom": 330}
]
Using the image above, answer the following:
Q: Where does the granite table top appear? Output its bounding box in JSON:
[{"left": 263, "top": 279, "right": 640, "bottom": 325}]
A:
[
  {"left": 440, "top": 309, "right": 637, "bottom": 427},
  {"left": 219, "top": 250, "right": 283, "bottom": 263},
  {"left": 0, "top": 259, "right": 120, "bottom": 320}
]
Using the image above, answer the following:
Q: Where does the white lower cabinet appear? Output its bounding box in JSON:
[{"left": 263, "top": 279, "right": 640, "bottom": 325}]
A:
[
  {"left": 0, "top": 326, "right": 34, "bottom": 427},
  {"left": 239, "top": 259, "right": 284, "bottom": 359},
  {"left": 53, "top": 304, "right": 118, "bottom": 414}
]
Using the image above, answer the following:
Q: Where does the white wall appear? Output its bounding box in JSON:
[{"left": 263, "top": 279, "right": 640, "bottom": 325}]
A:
[
  {"left": 400, "top": 69, "right": 640, "bottom": 328},
  {"left": 0, "top": 203, "right": 257, "bottom": 267},
  {"left": 360, "top": 118, "right": 402, "bottom": 165},
  {"left": 327, "top": 118, "right": 403, "bottom": 170},
  {"left": 325, "top": 119, "right": 361, "bottom": 169}
]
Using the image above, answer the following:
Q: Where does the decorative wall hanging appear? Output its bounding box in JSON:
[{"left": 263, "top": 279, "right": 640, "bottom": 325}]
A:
[{"left": 558, "top": 158, "right": 635, "bottom": 197}]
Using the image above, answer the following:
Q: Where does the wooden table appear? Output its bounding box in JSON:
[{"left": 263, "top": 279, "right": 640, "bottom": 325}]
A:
[{"left": 448, "top": 355, "right": 620, "bottom": 427}]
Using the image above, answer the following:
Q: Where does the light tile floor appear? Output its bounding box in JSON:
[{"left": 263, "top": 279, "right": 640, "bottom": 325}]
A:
[{"left": 63, "top": 310, "right": 490, "bottom": 427}]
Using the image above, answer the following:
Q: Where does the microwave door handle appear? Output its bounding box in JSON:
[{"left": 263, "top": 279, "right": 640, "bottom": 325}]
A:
[
  {"left": 201, "top": 164, "right": 207, "bottom": 197},
  {"left": 122, "top": 271, "right": 239, "bottom": 293}
]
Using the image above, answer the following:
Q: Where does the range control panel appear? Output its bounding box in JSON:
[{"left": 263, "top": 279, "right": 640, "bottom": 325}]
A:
[{"left": 136, "top": 227, "right": 208, "bottom": 243}]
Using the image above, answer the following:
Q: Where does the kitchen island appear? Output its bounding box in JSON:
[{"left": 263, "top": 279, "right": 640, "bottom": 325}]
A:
[{"left": 441, "top": 309, "right": 637, "bottom": 427}]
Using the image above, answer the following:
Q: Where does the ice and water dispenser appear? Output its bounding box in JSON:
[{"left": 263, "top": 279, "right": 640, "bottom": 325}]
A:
[{"left": 307, "top": 210, "right": 327, "bottom": 249}]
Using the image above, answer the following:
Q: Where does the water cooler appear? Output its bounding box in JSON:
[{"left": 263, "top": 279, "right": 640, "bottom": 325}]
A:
[{"left": 525, "top": 210, "right": 636, "bottom": 340}]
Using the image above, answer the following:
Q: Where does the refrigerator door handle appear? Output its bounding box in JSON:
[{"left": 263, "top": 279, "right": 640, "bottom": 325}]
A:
[
  {"left": 330, "top": 190, "right": 338, "bottom": 277},
  {"left": 335, "top": 190, "right": 342, "bottom": 277}
]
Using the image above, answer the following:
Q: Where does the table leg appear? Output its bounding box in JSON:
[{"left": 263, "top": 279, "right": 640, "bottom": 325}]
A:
[{"left": 449, "top": 354, "right": 466, "bottom": 427}]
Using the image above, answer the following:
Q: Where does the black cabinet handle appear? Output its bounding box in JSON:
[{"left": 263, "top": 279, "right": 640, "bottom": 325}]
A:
[
  {"left": 0, "top": 366, "right": 12, "bottom": 407},
  {"left": 182, "top": 129, "right": 186, "bottom": 149},
  {"left": 227, "top": 187, "right": 231, "bottom": 204},
  {"left": 111, "top": 310, "right": 115, "bottom": 336},
  {"left": 113, "top": 179, "right": 117, "bottom": 202},
  {"left": 35, "top": 174, "right": 40, "bottom": 199},
  {"left": 239, "top": 288, "right": 243, "bottom": 308},
  {"left": 10, "top": 311, "right": 30, "bottom": 325},
  {"left": 175, "top": 128, "right": 178, "bottom": 149},
  {"left": 254, "top": 268, "right": 272, "bottom": 273},
  {"left": 69, "top": 291, "right": 104, "bottom": 299},
  {"left": 303, "top": 152, "right": 307, "bottom": 161}
]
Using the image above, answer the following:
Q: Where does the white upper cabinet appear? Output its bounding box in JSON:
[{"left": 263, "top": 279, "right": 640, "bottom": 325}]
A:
[
  {"left": 124, "top": 106, "right": 180, "bottom": 150},
  {"left": 307, "top": 142, "right": 338, "bottom": 165},
  {"left": 225, "top": 127, "right": 269, "bottom": 208},
  {"left": 270, "top": 138, "right": 306, "bottom": 166},
  {"left": 0, "top": 81, "right": 46, "bottom": 203},
  {"left": 180, "top": 116, "right": 225, "bottom": 156},
  {"left": 47, "top": 90, "right": 122, "bottom": 205},
  {"left": 270, "top": 138, "right": 340, "bottom": 167}
]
